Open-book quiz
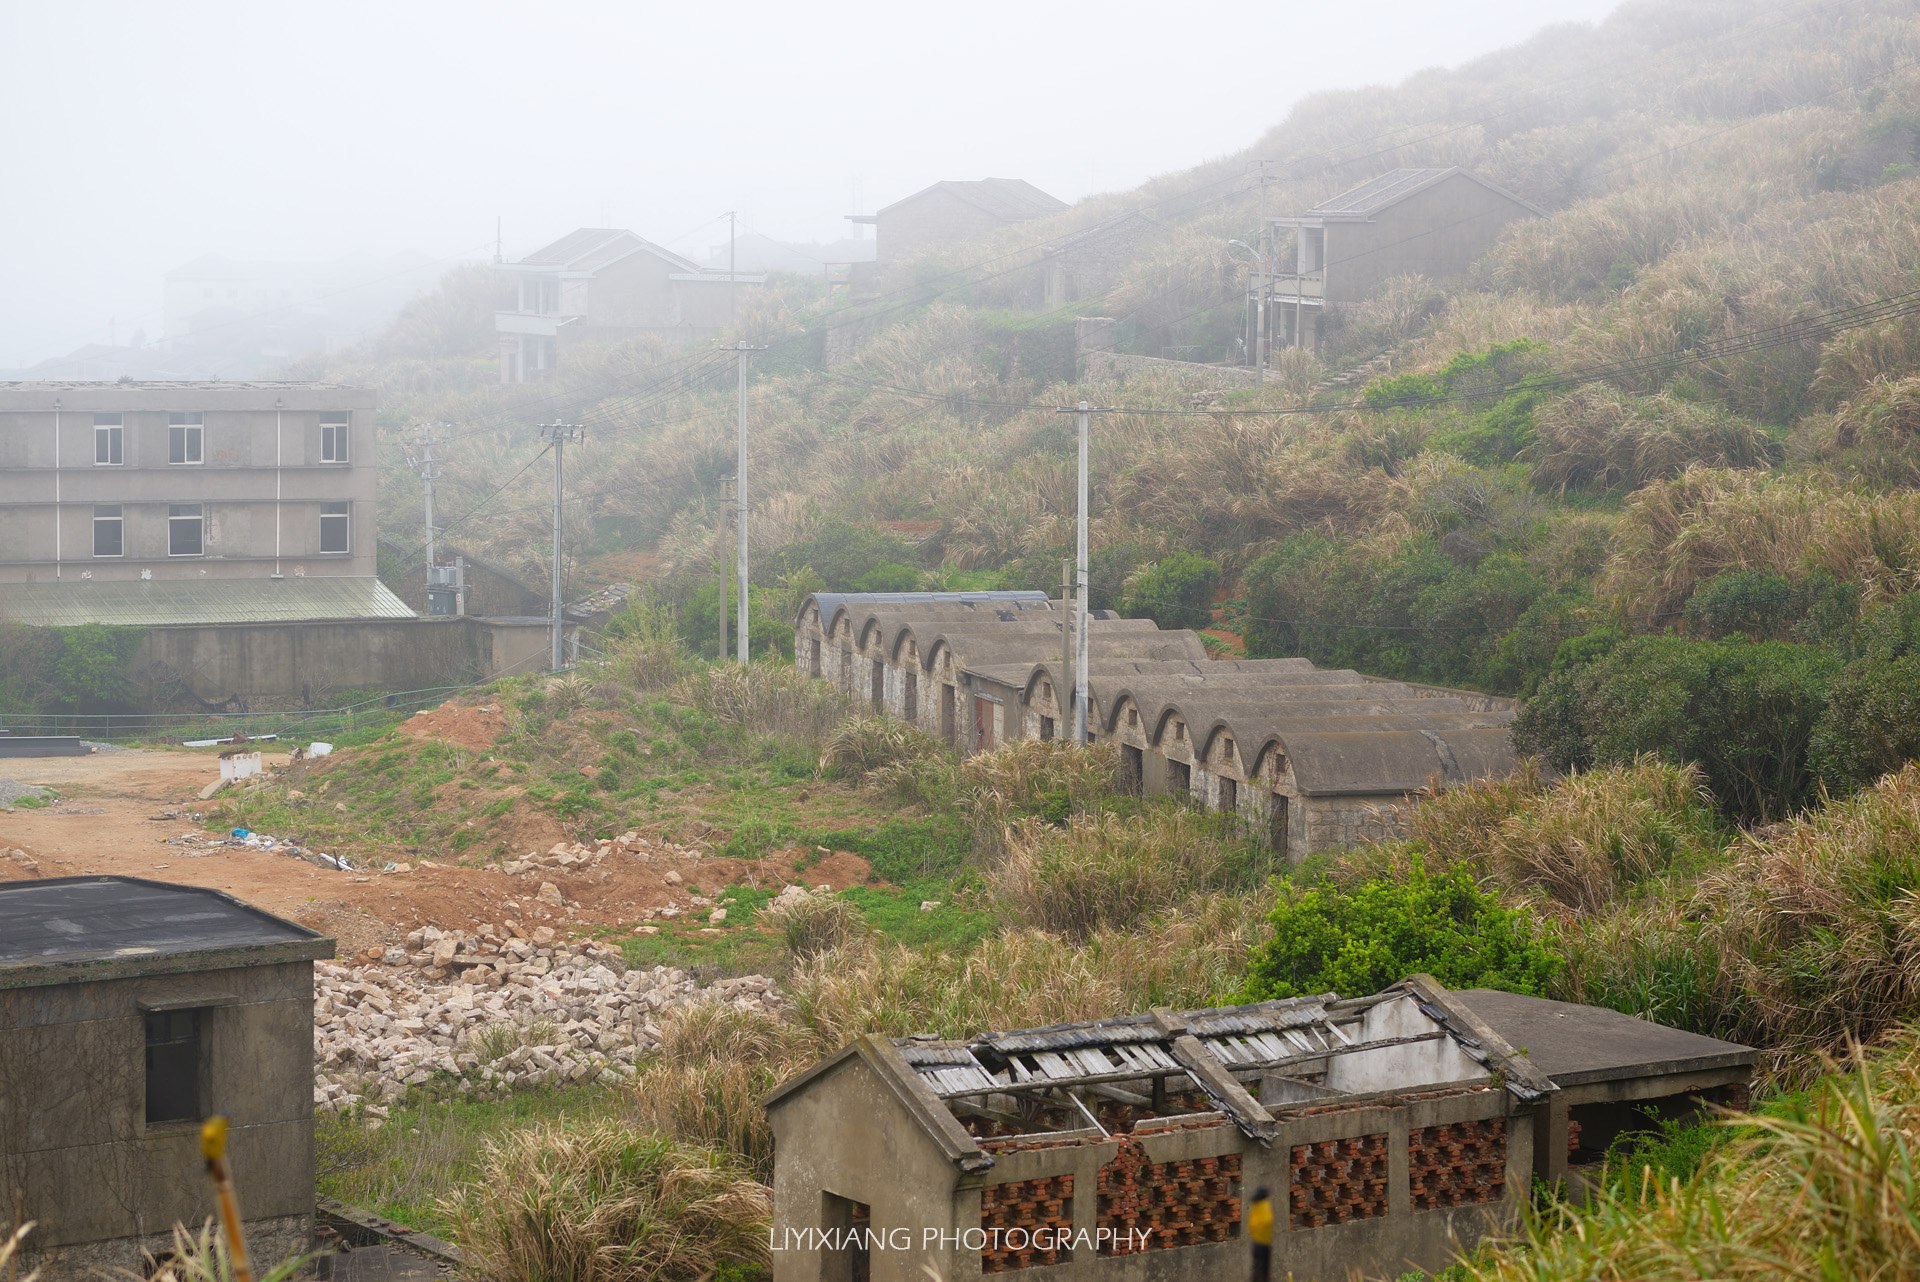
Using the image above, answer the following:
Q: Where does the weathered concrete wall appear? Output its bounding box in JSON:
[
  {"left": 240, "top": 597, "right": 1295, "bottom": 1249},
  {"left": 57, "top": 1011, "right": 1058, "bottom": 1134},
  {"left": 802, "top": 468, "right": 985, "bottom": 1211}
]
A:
[
  {"left": 1075, "top": 319, "right": 1260, "bottom": 388},
  {"left": 134, "top": 616, "right": 553, "bottom": 702},
  {"left": 1327, "top": 174, "right": 1532, "bottom": 305},
  {"left": 0, "top": 960, "right": 316, "bottom": 1279}
]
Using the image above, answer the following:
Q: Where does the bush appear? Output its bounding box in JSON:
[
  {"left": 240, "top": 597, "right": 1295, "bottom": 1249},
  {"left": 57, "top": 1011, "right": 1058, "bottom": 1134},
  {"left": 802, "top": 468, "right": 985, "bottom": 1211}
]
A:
[
  {"left": 627, "top": 1002, "right": 816, "bottom": 1178},
  {"left": 1118, "top": 551, "right": 1222, "bottom": 631},
  {"left": 1682, "top": 567, "right": 1860, "bottom": 644},
  {"left": 1514, "top": 636, "right": 1840, "bottom": 824},
  {"left": 851, "top": 562, "right": 922, "bottom": 592},
  {"left": 1530, "top": 384, "right": 1780, "bottom": 495},
  {"left": 760, "top": 890, "right": 866, "bottom": 959},
  {"left": 1811, "top": 594, "right": 1920, "bottom": 790},
  {"left": 988, "top": 807, "right": 1261, "bottom": 938},
  {"left": 1239, "top": 859, "right": 1560, "bottom": 1002},
  {"left": 53, "top": 623, "right": 145, "bottom": 712},
  {"left": 444, "top": 1122, "right": 771, "bottom": 1282},
  {"left": 771, "top": 520, "right": 918, "bottom": 593}
]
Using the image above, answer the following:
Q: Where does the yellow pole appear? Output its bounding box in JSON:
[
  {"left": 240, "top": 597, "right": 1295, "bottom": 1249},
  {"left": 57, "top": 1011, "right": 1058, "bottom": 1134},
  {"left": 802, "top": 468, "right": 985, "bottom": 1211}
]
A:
[{"left": 200, "top": 1117, "right": 254, "bottom": 1282}]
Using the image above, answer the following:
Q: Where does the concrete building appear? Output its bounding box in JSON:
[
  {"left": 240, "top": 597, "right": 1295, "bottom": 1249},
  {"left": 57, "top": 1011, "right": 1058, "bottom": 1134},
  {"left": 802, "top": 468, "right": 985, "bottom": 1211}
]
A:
[
  {"left": 495, "top": 228, "right": 764, "bottom": 383},
  {"left": 794, "top": 592, "right": 1208, "bottom": 750},
  {"left": 0, "top": 382, "right": 382, "bottom": 587},
  {"left": 0, "top": 876, "right": 333, "bottom": 1279},
  {"left": 793, "top": 594, "right": 1522, "bottom": 856},
  {"left": 1267, "top": 168, "right": 1542, "bottom": 350},
  {"left": 979, "top": 657, "right": 1518, "bottom": 858},
  {"left": 764, "top": 977, "right": 1753, "bottom": 1282},
  {"left": 852, "top": 180, "right": 1068, "bottom": 266}
]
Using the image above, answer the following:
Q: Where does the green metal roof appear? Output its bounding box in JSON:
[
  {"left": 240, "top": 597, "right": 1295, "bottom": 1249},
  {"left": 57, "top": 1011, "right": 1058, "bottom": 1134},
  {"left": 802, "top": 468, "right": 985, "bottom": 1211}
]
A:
[{"left": 0, "top": 576, "right": 416, "bottom": 627}]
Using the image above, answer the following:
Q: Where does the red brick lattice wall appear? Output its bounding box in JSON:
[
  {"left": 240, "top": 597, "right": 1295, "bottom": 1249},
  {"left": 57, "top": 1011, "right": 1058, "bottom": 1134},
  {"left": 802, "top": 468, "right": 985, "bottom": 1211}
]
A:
[
  {"left": 1409, "top": 1119, "right": 1507, "bottom": 1211},
  {"left": 1289, "top": 1134, "right": 1390, "bottom": 1228},
  {"left": 1095, "top": 1135, "right": 1242, "bottom": 1254},
  {"left": 981, "top": 1175, "right": 1074, "bottom": 1272}
]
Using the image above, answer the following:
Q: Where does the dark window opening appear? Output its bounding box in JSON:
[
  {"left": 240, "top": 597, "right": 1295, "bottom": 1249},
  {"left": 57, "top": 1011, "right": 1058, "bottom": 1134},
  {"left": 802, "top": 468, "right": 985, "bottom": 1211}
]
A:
[
  {"left": 821, "top": 1193, "right": 870, "bottom": 1282},
  {"left": 1270, "top": 793, "right": 1290, "bottom": 857},
  {"left": 1220, "top": 777, "right": 1238, "bottom": 814},
  {"left": 144, "top": 1008, "right": 201, "bottom": 1124},
  {"left": 808, "top": 638, "right": 822, "bottom": 678},
  {"left": 168, "top": 504, "right": 204, "bottom": 557},
  {"left": 1040, "top": 715, "right": 1055, "bottom": 741},
  {"left": 320, "top": 415, "right": 350, "bottom": 463},
  {"left": 319, "top": 502, "right": 350, "bottom": 553},
  {"left": 1169, "top": 759, "right": 1191, "bottom": 794},
  {"left": 940, "top": 685, "right": 956, "bottom": 743},
  {"left": 1122, "top": 744, "right": 1143, "bottom": 795},
  {"left": 93, "top": 505, "right": 123, "bottom": 557},
  {"left": 903, "top": 671, "right": 918, "bottom": 723},
  {"left": 870, "top": 659, "right": 884, "bottom": 712}
]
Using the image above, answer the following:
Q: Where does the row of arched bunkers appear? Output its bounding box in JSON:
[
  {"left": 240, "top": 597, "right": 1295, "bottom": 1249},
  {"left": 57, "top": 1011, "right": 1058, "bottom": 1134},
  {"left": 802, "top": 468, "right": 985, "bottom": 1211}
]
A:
[{"left": 794, "top": 591, "right": 1518, "bottom": 858}]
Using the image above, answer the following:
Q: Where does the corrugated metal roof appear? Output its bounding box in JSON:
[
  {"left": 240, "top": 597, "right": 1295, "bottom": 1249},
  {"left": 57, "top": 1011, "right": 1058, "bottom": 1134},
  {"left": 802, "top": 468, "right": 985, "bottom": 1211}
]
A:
[{"left": 0, "top": 576, "right": 416, "bottom": 626}]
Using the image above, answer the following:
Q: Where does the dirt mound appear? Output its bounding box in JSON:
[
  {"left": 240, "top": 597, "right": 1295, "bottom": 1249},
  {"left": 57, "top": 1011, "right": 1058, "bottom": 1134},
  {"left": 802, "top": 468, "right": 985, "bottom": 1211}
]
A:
[{"left": 397, "top": 700, "right": 508, "bottom": 751}]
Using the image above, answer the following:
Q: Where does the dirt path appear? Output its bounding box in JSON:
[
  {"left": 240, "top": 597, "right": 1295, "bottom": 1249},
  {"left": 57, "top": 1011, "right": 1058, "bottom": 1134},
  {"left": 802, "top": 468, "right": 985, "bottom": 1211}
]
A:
[{"left": 0, "top": 746, "right": 869, "bottom": 959}]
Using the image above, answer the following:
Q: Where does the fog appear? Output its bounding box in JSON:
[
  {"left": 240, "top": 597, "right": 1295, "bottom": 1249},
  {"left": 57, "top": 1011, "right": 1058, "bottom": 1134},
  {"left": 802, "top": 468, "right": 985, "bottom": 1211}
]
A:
[{"left": 0, "top": 0, "right": 1620, "bottom": 371}]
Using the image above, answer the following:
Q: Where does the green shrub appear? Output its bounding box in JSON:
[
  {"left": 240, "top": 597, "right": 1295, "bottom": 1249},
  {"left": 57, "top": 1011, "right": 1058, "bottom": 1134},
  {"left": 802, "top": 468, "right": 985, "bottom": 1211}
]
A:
[
  {"left": 53, "top": 623, "right": 145, "bottom": 711},
  {"left": 1118, "top": 551, "right": 1222, "bottom": 632},
  {"left": 851, "top": 562, "right": 922, "bottom": 592},
  {"left": 1514, "top": 636, "right": 1841, "bottom": 824},
  {"left": 1239, "top": 859, "right": 1560, "bottom": 1002},
  {"left": 1682, "top": 568, "right": 1861, "bottom": 644},
  {"left": 770, "top": 520, "right": 918, "bottom": 593}
]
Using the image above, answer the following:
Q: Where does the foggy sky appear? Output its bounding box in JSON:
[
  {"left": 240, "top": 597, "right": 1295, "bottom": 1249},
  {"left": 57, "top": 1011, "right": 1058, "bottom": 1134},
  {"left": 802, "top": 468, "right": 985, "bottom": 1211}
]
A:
[{"left": 0, "top": 0, "right": 1622, "bottom": 369}]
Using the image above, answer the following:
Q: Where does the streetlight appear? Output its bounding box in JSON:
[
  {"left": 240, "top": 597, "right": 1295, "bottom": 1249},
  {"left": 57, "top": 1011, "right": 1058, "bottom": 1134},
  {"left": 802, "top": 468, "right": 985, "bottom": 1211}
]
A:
[{"left": 1228, "top": 239, "right": 1267, "bottom": 385}]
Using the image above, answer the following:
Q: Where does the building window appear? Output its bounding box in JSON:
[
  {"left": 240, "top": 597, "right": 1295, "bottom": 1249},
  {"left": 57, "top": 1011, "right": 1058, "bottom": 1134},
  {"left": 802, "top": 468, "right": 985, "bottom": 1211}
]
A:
[
  {"left": 319, "top": 502, "right": 350, "bottom": 553},
  {"left": 92, "top": 505, "right": 123, "bottom": 557},
  {"left": 168, "top": 412, "right": 203, "bottom": 465},
  {"left": 94, "top": 414, "right": 123, "bottom": 465},
  {"left": 168, "top": 504, "right": 204, "bottom": 557},
  {"left": 320, "top": 414, "right": 349, "bottom": 463},
  {"left": 145, "top": 1009, "right": 202, "bottom": 1124}
]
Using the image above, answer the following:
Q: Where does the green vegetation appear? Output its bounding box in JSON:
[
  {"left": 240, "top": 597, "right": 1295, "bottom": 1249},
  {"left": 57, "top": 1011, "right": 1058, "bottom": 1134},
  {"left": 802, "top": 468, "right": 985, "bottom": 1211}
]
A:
[{"left": 1240, "top": 858, "right": 1559, "bottom": 1001}]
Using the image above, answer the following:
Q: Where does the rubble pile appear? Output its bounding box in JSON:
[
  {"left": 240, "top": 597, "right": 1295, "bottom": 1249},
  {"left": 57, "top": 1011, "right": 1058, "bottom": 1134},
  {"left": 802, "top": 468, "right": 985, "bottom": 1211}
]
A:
[
  {"left": 312, "top": 924, "right": 782, "bottom": 1110},
  {"left": 500, "top": 828, "right": 700, "bottom": 877}
]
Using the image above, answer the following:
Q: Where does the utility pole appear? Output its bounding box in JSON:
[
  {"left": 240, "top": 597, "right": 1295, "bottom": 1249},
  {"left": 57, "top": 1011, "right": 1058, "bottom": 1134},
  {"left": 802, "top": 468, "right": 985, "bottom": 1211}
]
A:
[
  {"left": 405, "top": 423, "right": 445, "bottom": 572},
  {"left": 728, "top": 210, "right": 738, "bottom": 328},
  {"left": 718, "top": 473, "right": 733, "bottom": 662},
  {"left": 1060, "top": 558, "right": 1073, "bottom": 737},
  {"left": 540, "top": 422, "right": 584, "bottom": 671},
  {"left": 1055, "top": 401, "right": 1101, "bottom": 744},
  {"left": 731, "top": 341, "right": 767, "bottom": 664}
]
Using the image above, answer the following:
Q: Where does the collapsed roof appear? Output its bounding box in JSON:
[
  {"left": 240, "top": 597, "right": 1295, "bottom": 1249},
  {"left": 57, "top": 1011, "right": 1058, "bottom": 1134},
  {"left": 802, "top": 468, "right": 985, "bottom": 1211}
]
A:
[{"left": 765, "top": 976, "right": 1556, "bottom": 1171}]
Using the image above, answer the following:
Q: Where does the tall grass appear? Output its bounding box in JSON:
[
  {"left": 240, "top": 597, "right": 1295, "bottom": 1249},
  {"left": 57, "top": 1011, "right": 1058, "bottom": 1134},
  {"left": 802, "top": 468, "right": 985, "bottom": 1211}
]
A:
[
  {"left": 1530, "top": 384, "right": 1781, "bottom": 495},
  {"left": 1465, "top": 1037, "right": 1920, "bottom": 1282},
  {"left": 672, "top": 660, "right": 852, "bottom": 752},
  {"left": 988, "top": 806, "right": 1263, "bottom": 936},
  {"left": 444, "top": 1125, "right": 770, "bottom": 1282},
  {"left": 628, "top": 1002, "right": 816, "bottom": 1177}
]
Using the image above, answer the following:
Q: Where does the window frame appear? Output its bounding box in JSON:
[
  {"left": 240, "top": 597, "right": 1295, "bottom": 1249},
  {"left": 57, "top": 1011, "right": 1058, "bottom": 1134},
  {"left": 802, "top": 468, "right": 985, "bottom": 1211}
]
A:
[
  {"left": 319, "top": 414, "right": 350, "bottom": 464},
  {"left": 93, "top": 414, "right": 123, "bottom": 466},
  {"left": 318, "top": 502, "right": 350, "bottom": 554},
  {"left": 167, "top": 504, "right": 205, "bottom": 557},
  {"left": 168, "top": 413, "right": 204, "bottom": 466},
  {"left": 92, "top": 505, "right": 124, "bottom": 558},
  {"left": 144, "top": 1008, "right": 203, "bottom": 1126}
]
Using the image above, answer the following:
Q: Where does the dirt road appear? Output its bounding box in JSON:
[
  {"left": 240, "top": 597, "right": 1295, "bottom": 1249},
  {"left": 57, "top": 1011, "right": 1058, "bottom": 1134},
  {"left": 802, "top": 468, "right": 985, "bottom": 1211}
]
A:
[{"left": 0, "top": 746, "right": 868, "bottom": 958}]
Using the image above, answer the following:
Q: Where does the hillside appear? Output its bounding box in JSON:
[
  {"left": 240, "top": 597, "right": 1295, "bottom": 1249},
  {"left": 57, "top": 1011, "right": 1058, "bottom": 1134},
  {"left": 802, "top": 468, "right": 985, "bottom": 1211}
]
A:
[{"left": 255, "top": 2, "right": 1920, "bottom": 1274}]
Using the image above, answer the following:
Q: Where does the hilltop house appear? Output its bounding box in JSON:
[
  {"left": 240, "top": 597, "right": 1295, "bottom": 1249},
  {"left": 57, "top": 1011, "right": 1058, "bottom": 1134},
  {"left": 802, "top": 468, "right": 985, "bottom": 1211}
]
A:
[
  {"left": 495, "top": 228, "right": 765, "bottom": 382},
  {"left": 1268, "top": 168, "right": 1542, "bottom": 351},
  {"left": 764, "top": 977, "right": 1754, "bottom": 1282}
]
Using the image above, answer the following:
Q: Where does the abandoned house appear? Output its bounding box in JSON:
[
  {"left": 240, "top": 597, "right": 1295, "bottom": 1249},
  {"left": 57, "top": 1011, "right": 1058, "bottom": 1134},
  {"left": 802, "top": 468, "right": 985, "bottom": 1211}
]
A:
[
  {"left": 793, "top": 593, "right": 1523, "bottom": 854},
  {"left": 1267, "top": 168, "right": 1543, "bottom": 350},
  {"left": 0, "top": 382, "right": 382, "bottom": 587},
  {"left": 495, "top": 228, "right": 765, "bottom": 382},
  {"left": 763, "top": 975, "right": 1754, "bottom": 1282},
  {"left": 848, "top": 180, "right": 1068, "bottom": 299},
  {"left": 0, "top": 875, "right": 333, "bottom": 1280}
]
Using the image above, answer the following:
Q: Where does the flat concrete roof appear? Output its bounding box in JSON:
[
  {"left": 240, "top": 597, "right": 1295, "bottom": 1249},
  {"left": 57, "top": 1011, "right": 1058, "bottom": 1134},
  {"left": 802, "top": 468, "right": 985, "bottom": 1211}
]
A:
[
  {"left": 0, "top": 875, "right": 332, "bottom": 988},
  {"left": 1456, "top": 989, "right": 1755, "bottom": 1087}
]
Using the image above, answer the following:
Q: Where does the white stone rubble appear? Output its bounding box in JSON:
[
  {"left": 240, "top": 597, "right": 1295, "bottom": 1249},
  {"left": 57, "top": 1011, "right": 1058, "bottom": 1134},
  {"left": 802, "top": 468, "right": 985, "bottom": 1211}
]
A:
[{"left": 311, "top": 923, "right": 782, "bottom": 1111}]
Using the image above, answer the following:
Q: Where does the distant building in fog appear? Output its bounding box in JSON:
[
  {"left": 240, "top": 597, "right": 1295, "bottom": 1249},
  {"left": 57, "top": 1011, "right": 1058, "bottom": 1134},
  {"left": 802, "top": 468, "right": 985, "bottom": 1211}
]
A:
[
  {"left": 1268, "top": 168, "right": 1542, "bottom": 351},
  {"left": 495, "top": 228, "right": 764, "bottom": 383},
  {"left": 852, "top": 179, "right": 1069, "bottom": 264}
]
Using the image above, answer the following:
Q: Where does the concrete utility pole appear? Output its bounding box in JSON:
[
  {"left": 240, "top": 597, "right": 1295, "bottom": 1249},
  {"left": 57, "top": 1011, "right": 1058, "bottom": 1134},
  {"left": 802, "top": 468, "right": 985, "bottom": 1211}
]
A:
[
  {"left": 1060, "top": 558, "right": 1073, "bottom": 736},
  {"left": 731, "top": 341, "right": 767, "bottom": 664},
  {"left": 1054, "top": 401, "right": 1100, "bottom": 743},
  {"left": 718, "top": 473, "right": 734, "bottom": 662},
  {"left": 406, "top": 423, "right": 445, "bottom": 571},
  {"left": 540, "top": 422, "right": 584, "bottom": 671},
  {"left": 1229, "top": 239, "right": 1267, "bottom": 385}
]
